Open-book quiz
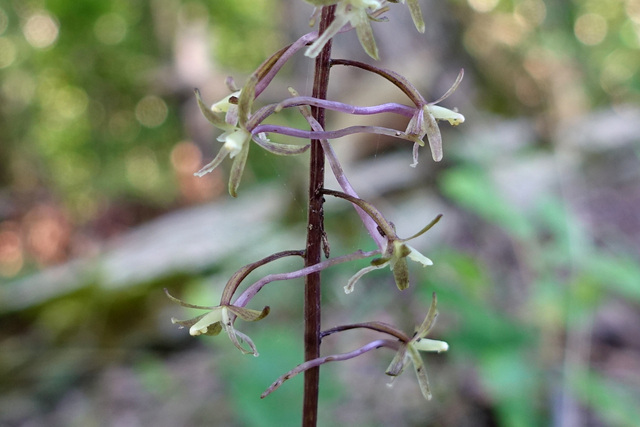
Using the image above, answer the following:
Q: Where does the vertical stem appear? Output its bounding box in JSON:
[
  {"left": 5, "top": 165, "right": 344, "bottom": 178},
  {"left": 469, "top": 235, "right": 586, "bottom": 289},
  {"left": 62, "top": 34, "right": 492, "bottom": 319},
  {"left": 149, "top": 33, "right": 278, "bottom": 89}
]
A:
[{"left": 303, "top": 5, "right": 334, "bottom": 427}]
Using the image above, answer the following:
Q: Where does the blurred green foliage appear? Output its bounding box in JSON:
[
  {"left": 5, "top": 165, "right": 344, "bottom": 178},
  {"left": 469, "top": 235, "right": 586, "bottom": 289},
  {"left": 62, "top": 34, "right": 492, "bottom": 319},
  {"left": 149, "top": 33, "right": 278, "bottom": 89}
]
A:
[
  {"left": 1, "top": 0, "right": 640, "bottom": 426},
  {"left": 0, "top": 0, "right": 282, "bottom": 220}
]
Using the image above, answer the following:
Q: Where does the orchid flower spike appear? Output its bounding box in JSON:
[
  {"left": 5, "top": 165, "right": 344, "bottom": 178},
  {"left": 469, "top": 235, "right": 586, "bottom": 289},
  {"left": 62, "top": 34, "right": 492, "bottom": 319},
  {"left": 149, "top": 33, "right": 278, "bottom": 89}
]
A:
[
  {"left": 385, "top": 292, "right": 449, "bottom": 400},
  {"left": 165, "top": 289, "right": 270, "bottom": 356}
]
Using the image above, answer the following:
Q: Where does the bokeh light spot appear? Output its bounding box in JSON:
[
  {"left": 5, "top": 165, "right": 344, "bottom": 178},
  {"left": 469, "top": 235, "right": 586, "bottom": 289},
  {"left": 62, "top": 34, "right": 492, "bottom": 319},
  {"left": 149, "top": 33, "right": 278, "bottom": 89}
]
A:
[
  {"left": 109, "top": 110, "right": 140, "bottom": 141},
  {"left": 627, "top": 0, "right": 640, "bottom": 24},
  {"left": 468, "top": 0, "right": 500, "bottom": 13},
  {"left": 126, "top": 147, "right": 161, "bottom": 191},
  {"left": 24, "top": 204, "right": 71, "bottom": 266},
  {"left": 170, "top": 141, "right": 203, "bottom": 174},
  {"left": 0, "top": 8, "right": 8, "bottom": 35},
  {"left": 0, "top": 221, "right": 24, "bottom": 278},
  {"left": 514, "top": 0, "right": 546, "bottom": 27},
  {"left": 574, "top": 13, "right": 608, "bottom": 46},
  {"left": 94, "top": 13, "right": 127, "bottom": 45},
  {"left": 2, "top": 71, "right": 36, "bottom": 110},
  {"left": 56, "top": 86, "right": 89, "bottom": 120},
  {"left": 0, "top": 37, "right": 17, "bottom": 68},
  {"left": 23, "top": 12, "right": 59, "bottom": 49},
  {"left": 600, "top": 49, "right": 637, "bottom": 94},
  {"left": 171, "top": 141, "right": 222, "bottom": 203},
  {"left": 135, "top": 95, "right": 168, "bottom": 128}
]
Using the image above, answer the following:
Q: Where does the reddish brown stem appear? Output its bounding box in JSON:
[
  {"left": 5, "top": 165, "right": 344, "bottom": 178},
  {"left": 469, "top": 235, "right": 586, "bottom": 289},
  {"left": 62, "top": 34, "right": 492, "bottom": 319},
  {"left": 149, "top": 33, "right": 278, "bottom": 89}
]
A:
[{"left": 303, "top": 5, "right": 335, "bottom": 427}]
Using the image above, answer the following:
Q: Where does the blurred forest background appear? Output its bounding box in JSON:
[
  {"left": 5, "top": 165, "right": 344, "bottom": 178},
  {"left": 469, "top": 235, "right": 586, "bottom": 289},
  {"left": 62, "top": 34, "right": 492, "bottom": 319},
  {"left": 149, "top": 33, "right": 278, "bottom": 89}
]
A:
[{"left": 1, "top": 0, "right": 640, "bottom": 426}]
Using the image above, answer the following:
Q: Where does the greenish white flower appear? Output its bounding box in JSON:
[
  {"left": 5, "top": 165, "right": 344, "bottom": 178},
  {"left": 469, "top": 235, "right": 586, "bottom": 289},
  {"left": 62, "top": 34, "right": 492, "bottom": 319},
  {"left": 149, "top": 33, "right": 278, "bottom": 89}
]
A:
[
  {"left": 193, "top": 76, "right": 258, "bottom": 197},
  {"left": 306, "top": 0, "right": 384, "bottom": 59},
  {"left": 165, "top": 289, "right": 269, "bottom": 356},
  {"left": 345, "top": 239, "right": 433, "bottom": 293},
  {"left": 385, "top": 292, "right": 448, "bottom": 400},
  {"left": 406, "top": 69, "right": 465, "bottom": 163}
]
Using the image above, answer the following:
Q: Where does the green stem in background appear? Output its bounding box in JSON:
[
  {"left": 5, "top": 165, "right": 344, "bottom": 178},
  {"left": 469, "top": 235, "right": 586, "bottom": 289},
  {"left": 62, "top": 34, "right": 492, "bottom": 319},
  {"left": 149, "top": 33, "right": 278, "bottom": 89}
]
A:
[{"left": 303, "top": 5, "right": 335, "bottom": 427}]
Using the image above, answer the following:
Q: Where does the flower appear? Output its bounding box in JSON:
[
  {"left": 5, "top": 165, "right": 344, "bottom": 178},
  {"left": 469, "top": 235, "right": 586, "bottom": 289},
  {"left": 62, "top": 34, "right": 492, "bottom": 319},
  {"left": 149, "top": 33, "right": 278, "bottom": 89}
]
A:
[
  {"left": 305, "top": 0, "right": 426, "bottom": 59},
  {"left": 385, "top": 292, "right": 448, "bottom": 400},
  {"left": 260, "top": 293, "right": 448, "bottom": 400},
  {"left": 305, "top": 0, "right": 385, "bottom": 59},
  {"left": 165, "top": 289, "right": 269, "bottom": 356},
  {"left": 323, "top": 189, "right": 441, "bottom": 292},
  {"left": 406, "top": 69, "right": 465, "bottom": 163},
  {"left": 193, "top": 75, "right": 258, "bottom": 197},
  {"left": 195, "top": 72, "right": 310, "bottom": 196},
  {"left": 346, "top": 236, "right": 434, "bottom": 293}
]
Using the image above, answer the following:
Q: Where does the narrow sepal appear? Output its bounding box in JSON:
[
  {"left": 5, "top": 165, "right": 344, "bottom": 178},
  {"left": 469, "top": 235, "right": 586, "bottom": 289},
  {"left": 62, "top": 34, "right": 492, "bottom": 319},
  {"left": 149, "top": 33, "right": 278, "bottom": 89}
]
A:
[
  {"left": 237, "top": 75, "right": 258, "bottom": 128},
  {"left": 227, "top": 305, "right": 271, "bottom": 322},
  {"left": 194, "top": 145, "right": 232, "bottom": 177},
  {"left": 406, "top": 0, "right": 425, "bottom": 33},
  {"left": 424, "top": 110, "right": 443, "bottom": 162},
  {"left": 228, "top": 135, "right": 250, "bottom": 197},
  {"left": 430, "top": 69, "right": 464, "bottom": 105},
  {"left": 415, "top": 292, "right": 438, "bottom": 338},
  {"left": 164, "top": 288, "right": 215, "bottom": 309},
  {"left": 401, "top": 214, "right": 442, "bottom": 241},
  {"left": 408, "top": 344, "right": 432, "bottom": 400},
  {"left": 194, "top": 89, "right": 229, "bottom": 128},
  {"left": 305, "top": 14, "right": 349, "bottom": 58},
  {"left": 355, "top": 15, "right": 379, "bottom": 60}
]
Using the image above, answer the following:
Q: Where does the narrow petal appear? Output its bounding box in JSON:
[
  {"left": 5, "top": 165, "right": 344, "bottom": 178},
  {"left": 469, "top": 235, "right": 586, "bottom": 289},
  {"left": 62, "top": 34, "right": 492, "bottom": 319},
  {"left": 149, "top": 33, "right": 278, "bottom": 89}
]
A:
[
  {"left": 226, "top": 324, "right": 259, "bottom": 356},
  {"left": 345, "top": 263, "right": 386, "bottom": 294},
  {"left": 194, "top": 145, "right": 232, "bottom": 177},
  {"left": 405, "top": 108, "right": 424, "bottom": 138},
  {"left": 225, "top": 104, "right": 239, "bottom": 126}
]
